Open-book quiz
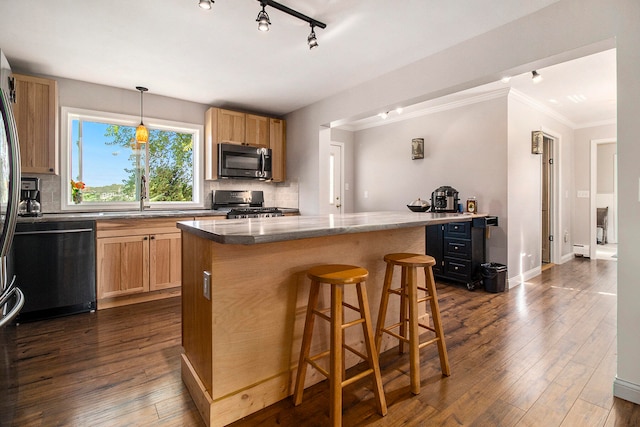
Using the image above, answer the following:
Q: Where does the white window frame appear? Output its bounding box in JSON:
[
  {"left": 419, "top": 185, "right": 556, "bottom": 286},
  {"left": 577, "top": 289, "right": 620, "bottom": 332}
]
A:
[{"left": 60, "top": 106, "right": 204, "bottom": 211}]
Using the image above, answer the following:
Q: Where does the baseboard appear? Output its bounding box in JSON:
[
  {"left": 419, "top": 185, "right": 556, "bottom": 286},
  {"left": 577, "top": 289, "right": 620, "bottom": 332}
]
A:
[
  {"left": 613, "top": 377, "right": 640, "bottom": 405},
  {"left": 507, "top": 266, "right": 541, "bottom": 289},
  {"left": 560, "top": 253, "right": 575, "bottom": 264}
]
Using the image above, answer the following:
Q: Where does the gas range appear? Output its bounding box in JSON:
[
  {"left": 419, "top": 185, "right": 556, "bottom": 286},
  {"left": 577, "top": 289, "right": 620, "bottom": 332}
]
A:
[
  {"left": 226, "top": 207, "right": 283, "bottom": 219},
  {"left": 212, "top": 190, "right": 284, "bottom": 219}
]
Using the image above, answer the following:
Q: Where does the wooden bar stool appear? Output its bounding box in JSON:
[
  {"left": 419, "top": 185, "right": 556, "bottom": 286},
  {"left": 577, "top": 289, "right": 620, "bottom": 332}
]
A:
[
  {"left": 293, "top": 264, "right": 387, "bottom": 426},
  {"left": 375, "top": 253, "right": 450, "bottom": 395}
]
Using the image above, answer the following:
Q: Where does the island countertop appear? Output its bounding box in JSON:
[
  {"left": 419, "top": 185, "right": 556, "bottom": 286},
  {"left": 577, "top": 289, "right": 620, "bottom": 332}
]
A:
[{"left": 177, "top": 211, "right": 487, "bottom": 245}]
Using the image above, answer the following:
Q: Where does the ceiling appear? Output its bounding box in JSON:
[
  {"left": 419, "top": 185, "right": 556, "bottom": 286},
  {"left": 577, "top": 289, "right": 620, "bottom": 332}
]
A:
[{"left": 0, "top": 0, "right": 615, "bottom": 126}]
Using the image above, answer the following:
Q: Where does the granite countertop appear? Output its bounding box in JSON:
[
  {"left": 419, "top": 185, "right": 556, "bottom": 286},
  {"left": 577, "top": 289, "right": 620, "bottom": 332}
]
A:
[
  {"left": 16, "top": 208, "right": 299, "bottom": 223},
  {"left": 177, "top": 211, "right": 487, "bottom": 245}
]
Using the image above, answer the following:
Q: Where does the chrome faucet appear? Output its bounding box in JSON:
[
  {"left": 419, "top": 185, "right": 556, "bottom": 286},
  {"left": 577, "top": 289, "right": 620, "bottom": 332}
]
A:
[{"left": 140, "top": 174, "right": 149, "bottom": 211}]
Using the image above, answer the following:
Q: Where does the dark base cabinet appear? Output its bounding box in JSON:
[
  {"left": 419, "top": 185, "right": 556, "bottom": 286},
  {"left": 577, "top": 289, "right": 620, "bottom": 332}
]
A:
[{"left": 426, "top": 217, "right": 497, "bottom": 290}]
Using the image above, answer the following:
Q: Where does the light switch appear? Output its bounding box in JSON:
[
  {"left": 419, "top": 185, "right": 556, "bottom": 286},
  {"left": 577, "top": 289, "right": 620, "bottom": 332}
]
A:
[{"left": 577, "top": 190, "right": 589, "bottom": 198}]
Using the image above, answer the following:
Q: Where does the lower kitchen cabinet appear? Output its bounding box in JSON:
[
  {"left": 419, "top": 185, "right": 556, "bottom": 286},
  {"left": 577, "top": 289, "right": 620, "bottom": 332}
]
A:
[
  {"left": 97, "top": 234, "right": 149, "bottom": 298},
  {"left": 96, "top": 218, "right": 191, "bottom": 308}
]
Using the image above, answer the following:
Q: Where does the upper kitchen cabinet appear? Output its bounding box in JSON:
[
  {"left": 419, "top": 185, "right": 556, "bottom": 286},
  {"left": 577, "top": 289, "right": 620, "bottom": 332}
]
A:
[
  {"left": 13, "top": 73, "right": 59, "bottom": 174},
  {"left": 245, "top": 114, "right": 269, "bottom": 148},
  {"left": 269, "top": 118, "right": 286, "bottom": 182},
  {"left": 205, "top": 107, "right": 286, "bottom": 181}
]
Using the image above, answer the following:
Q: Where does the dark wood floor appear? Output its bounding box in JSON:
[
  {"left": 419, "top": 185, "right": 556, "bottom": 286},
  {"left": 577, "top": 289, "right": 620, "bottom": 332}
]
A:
[{"left": 2, "top": 258, "right": 639, "bottom": 426}]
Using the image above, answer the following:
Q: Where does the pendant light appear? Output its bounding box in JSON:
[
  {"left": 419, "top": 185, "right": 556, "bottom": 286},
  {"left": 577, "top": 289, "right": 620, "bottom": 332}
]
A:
[{"left": 135, "top": 86, "right": 149, "bottom": 144}]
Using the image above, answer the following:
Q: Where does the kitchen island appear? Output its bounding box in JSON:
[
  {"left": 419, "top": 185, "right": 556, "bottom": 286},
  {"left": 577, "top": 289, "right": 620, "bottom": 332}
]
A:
[{"left": 178, "top": 211, "right": 485, "bottom": 427}]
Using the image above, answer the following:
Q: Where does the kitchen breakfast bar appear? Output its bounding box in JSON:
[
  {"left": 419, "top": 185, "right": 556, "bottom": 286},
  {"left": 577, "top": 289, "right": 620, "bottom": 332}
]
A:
[{"left": 177, "top": 211, "right": 486, "bottom": 426}]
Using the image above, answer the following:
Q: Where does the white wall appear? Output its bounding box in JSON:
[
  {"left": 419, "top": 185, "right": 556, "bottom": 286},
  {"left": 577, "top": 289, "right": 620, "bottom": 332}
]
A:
[
  {"left": 284, "top": 0, "right": 640, "bottom": 404},
  {"left": 351, "top": 95, "right": 508, "bottom": 267},
  {"left": 507, "top": 92, "right": 575, "bottom": 282}
]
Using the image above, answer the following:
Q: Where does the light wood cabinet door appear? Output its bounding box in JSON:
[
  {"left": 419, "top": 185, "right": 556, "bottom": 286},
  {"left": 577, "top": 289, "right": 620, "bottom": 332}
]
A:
[
  {"left": 218, "top": 109, "right": 245, "bottom": 143},
  {"left": 12, "top": 73, "right": 58, "bottom": 174},
  {"left": 97, "top": 235, "right": 150, "bottom": 299},
  {"left": 269, "top": 118, "right": 286, "bottom": 182},
  {"left": 149, "top": 232, "right": 182, "bottom": 291},
  {"left": 245, "top": 114, "right": 269, "bottom": 148}
]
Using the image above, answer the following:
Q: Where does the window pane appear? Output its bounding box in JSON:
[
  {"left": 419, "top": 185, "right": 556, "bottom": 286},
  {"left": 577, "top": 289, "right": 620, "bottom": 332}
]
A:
[
  {"left": 71, "top": 120, "right": 142, "bottom": 202},
  {"left": 147, "top": 129, "right": 193, "bottom": 202},
  {"left": 69, "top": 117, "right": 194, "bottom": 204}
]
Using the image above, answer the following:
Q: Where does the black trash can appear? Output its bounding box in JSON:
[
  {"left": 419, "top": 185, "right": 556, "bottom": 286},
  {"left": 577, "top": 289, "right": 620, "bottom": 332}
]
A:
[{"left": 481, "top": 263, "right": 507, "bottom": 293}]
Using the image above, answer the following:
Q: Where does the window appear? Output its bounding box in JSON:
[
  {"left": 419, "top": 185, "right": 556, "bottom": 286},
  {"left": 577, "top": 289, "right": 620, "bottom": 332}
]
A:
[{"left": 61, "top": 107, "right": 203, "bottom": 210}]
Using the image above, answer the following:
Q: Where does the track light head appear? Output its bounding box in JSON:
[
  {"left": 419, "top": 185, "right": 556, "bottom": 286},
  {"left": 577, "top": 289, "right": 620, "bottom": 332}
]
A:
[
  {"left": 198, "top": 0, "right": 213, "bottom": 10},
  {"left": 532, "top": 70, "right": 543, "bottom": 83},
  {"left": 256, "top": 5, "right": 271, "bottom": 32},
  {"left": 307, "top": 26, "right": 318, "bottom": 49}
]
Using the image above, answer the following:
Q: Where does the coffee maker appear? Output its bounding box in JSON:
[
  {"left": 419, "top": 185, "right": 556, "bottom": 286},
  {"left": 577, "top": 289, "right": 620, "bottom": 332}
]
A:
[
  {"left": 18, "top": 177, "right": 42, "bottom": 217},
  {"left": 431, "top": 185, "right": 459, "bottom": 212}
]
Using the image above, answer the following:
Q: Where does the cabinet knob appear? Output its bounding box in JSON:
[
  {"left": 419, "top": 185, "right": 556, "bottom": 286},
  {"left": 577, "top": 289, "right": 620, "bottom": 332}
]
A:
[
  {"left": 143, "top": 236, "right": 148, "bottom": 240},
  {"left": 454, "top": 266, "right": 459, "bottom": 270},
  {"left": 150, "top": 236, "right": 155, "bottom": 240},
  {"left": 454, "top": 246, "right": 459, "bottom": 250}
]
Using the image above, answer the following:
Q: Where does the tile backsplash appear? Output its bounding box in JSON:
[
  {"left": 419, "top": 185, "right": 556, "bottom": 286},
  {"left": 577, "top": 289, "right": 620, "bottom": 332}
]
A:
[{"left": 28, "top": 173, "right": 299, "bottom": 213}]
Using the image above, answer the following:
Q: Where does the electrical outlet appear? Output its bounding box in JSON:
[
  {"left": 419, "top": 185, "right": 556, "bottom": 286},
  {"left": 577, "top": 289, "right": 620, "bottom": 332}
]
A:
[{"left": 203, "top": 271, "right": 211, "bottom": 300}]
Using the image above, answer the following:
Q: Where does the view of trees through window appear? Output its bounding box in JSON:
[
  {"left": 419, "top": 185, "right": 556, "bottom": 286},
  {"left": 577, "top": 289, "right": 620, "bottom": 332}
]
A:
[{"left": 70, "top": 118, "right": 194, "bottom": 204}]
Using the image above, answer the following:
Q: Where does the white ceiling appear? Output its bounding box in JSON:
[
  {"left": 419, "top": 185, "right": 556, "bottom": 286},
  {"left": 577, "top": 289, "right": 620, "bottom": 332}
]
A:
[{"left": 0, "top": 0, "right": 615, "bottom": 126}]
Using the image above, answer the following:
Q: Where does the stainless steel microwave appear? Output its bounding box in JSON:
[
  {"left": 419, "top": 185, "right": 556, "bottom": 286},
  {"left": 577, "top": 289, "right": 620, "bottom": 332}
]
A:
[{"left": 218, "top": 143, "right": 272, "bottom": 180}]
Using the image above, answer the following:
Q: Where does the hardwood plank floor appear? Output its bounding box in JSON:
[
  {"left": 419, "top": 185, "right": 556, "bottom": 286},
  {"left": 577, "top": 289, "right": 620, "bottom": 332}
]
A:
[{"left": 2, "top": 258, "right": 639, "bottom": 426}]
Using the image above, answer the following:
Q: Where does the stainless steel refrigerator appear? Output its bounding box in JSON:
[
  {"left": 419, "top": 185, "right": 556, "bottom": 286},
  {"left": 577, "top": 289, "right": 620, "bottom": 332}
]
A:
[{"left": 0, "top": 48, "right": 24, "bottom": 425}]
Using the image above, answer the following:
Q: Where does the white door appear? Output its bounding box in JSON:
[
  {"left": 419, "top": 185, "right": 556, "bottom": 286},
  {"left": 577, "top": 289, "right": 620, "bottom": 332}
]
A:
[{"left": 328, "top": 143, "right": 343, "bottom": 214}]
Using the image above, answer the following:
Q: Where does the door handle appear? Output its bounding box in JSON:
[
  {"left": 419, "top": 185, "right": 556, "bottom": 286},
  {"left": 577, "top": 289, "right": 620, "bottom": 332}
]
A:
[{"left": 0, "top": 288, "right": 24, "bottom": 327}]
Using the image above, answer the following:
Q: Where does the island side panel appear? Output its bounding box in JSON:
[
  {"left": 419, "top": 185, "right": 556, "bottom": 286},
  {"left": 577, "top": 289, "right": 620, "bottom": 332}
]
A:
[
  {"left": 203, "top": 226, "right": 426, "bottom": 425},
  {"left": 181, "top": 231, "right": 213, "bottom": 403}
]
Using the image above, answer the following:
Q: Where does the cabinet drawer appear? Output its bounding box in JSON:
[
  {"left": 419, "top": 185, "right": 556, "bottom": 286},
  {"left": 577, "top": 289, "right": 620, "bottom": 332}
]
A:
[
  {"left": 444, "top": 258, "right": 471, "bottom": 280},
  {"left": 444, "top": 222, "right": 471, "bottom": 239},
  {"left": 444, "top": 238, "right": 471, "bottom": 258}
]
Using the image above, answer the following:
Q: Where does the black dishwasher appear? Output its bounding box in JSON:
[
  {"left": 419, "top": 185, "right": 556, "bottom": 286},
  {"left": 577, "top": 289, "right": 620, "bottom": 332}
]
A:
[{"left": 9, "top": 220, "right": 96, "bottom": 322}]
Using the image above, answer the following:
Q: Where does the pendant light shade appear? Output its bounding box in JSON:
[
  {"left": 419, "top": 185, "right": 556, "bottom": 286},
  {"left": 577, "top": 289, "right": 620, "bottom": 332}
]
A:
[{"left": 135, "top": 86, "right": 149, "bottom": 144}]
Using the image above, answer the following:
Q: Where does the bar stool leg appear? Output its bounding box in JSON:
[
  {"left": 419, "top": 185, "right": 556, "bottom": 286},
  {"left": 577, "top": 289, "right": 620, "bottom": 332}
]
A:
[
  {"left": 424, "top": 266, "right": 451, "bottom": 376},
  {"left": 374, "top": 261, "right": 394, "bottom": 352},
  {"left": 407, "top": 266, "right": 421, "bottom": 395},
  {"left": 330, "top": 284, "right": 343, "bottom": 426},
  {"left": 356, "top": 282, "right": 388, "bottom": 416},
  {"left": 293, "top": 280, "right": 321, "bottom": 406},
  {"left": 398, "top": 266, "right": 408, "bottom": 355}
]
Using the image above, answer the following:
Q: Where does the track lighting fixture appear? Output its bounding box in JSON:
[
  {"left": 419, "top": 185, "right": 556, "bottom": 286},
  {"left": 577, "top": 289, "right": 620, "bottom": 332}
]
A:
[
  {"left": 135, "top": 86, "right": 149, "bottom": 144},
  {"left": 256, "top": 4, "right": 271, "bottom": 32},
  {"left": 307, "top": 25, "right": 318, "bottom": 49},
  {"left": 198, "top": 0, "right": 213, "bottom": 10},
  {"left": 199, "top": 0, "right": 326, "bottom": 48},
  {"left": 532, "top": 70, "right": 543, "bottom": 83}
]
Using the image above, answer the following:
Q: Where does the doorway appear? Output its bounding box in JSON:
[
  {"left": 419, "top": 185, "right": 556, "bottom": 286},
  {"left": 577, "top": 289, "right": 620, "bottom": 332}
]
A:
[
  {"left": 541, "top": 134, "right": 554, "bottom": 265},
  {"left": 328, "top": 143, "right": 344, "bottom": 214},
  {"left": 590, "top": 139, "right": 618, "bottom": 260}
]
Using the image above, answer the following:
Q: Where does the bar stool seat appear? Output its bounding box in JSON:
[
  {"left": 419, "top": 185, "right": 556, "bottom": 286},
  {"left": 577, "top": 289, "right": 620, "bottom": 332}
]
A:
[
  {"left": 375, "top": 253, "right": 450, "bottom": 395},
  {"left": 293, "top": 264, "right": 387, "bottom": 426}
]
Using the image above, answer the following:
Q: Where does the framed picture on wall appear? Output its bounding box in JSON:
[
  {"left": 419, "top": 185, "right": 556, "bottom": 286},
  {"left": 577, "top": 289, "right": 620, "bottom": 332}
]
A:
[{"left": 411, "top": 138, "right": 424, "bottom": 159}]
